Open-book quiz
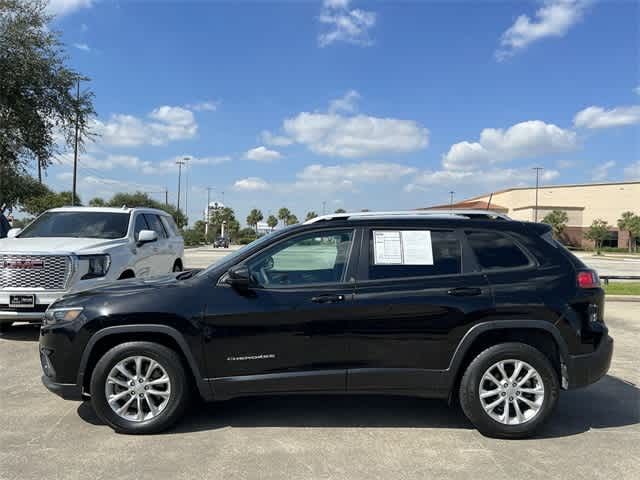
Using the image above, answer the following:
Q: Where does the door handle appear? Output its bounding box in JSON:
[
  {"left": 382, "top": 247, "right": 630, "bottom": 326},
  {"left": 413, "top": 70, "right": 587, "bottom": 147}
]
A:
[
  {"left": 447, "top": 287, "right": 482, "bottom": 296},
  {"left": 311, "top": 294, "right": 345, "bottom": 304}
]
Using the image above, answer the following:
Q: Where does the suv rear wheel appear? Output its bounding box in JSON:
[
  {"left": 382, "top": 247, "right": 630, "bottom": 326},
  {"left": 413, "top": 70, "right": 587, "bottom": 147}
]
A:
[
  {"left": 459, "top": 342, "right": 559, "bottom": 439},
  {"left": 90, "top": 341, "right": 190, "bottom": 434}
]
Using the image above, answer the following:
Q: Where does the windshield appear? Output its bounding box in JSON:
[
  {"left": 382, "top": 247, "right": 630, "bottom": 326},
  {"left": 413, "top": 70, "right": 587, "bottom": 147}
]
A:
[
  {"left": 199, "top": 228, "right": 289, "bottom": 276},
  {"left": 19, "top": 212, "right": 131, "bottom": 239}
]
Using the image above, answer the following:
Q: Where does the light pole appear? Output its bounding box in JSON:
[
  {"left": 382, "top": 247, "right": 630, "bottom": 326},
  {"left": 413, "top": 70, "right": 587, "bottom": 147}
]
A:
[
  {"left": 532, "top": 167, "right": 544, "bottom": 222},
  {"left": 72, "top": 77, "right": 80, "bottom": 205},
  {"left": 205, "top": 186, "right": 214, "bottom": 237},
  {"left": 183, "top": 156, "right": 190, "bottom": 227},
  {"left": 176, "top": 159, "right": 185, "bottom": 213},
  {"left": 449, "top": 191, "right": 455, "bottom": 210}
]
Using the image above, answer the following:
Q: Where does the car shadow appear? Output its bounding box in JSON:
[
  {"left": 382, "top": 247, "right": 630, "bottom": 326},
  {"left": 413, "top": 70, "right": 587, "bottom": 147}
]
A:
[
  {"left": 77, "top": 374, "right": 639, "bottom": 438},
  {"left": 0, "top": 323, "right": 40, "bottom": 341}
]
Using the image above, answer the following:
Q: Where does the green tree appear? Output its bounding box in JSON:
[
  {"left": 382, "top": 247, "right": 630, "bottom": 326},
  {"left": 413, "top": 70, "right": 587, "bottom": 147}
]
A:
[
  {"left": 105, "top": 191, "right": 187, "bottom": 227},
  {"left": 88, "top": 197, "right": 106, "bottom": 207},
  {"left": 236, "top": 227, "right": 257, "bottom": 245},
  {"left": 334, "top": 208, "right": 346, "bottom": 214},
  {"left": 542, "top": 210, "right": 569, "bottom": 239},
  {"left": 629, "top": 216, "right": 640, "bottom": 252},
  {"left": 21, "top": 189, "right": 81, "bottom": 216},
  {"left": 584, "top": 219, "right": 610, "bottom": 254},
  {"left": 208, "top": 206, "right": 239, "bottom": 240},
  {"left": 278, "top": 207, "right": 291, "bottom": 226},
  {"left": 617, "top": 211, "right": 638, "bottom": 253},
  {"left": 0, "top": 0, "right": 96, "bottom": 207},
  {"left": 267, "top": 215, "right": 278, "bottom": 231},
  {"left": 305, "top": 211, "right": 318, "bottom": 221},
  {"left": 288, "top": 214, "right": 299, "bottom": 225},
  {"left": 0, "top": 173, "right": 49, "bottom": 211},
  {"left": 246, "top": 208, "right": 264, "bottom": 232}
]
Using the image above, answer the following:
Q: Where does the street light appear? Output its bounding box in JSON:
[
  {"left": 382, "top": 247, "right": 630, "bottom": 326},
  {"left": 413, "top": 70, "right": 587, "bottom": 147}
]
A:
[
  {"left": 175, "top": 159, "right": 185, "bottom": 213},
  {"left": 532, "top": 167, "right": 544, "bottom": 222}
]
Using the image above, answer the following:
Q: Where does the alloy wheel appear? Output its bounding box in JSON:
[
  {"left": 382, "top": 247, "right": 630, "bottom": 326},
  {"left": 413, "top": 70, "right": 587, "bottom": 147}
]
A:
[
  {"left": 105, "top": 355, "right": 171, "bottom": 422},
  {"left": 479, "top": 359, "right": 545, "bottom": 425}
]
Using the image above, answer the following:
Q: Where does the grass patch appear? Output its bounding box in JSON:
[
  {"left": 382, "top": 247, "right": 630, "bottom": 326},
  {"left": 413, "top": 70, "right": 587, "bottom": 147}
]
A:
[{"left": 604, "top": 282, "right": 640, "bottom": 295}]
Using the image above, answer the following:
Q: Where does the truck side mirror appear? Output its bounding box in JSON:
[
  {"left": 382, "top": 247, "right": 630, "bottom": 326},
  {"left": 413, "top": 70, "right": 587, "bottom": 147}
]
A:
[{"left": 137, "top": 229, "right": 158, "bottom": 246}]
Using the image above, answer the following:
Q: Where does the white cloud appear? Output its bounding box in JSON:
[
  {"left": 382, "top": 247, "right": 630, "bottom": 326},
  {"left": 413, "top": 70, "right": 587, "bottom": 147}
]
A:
[
  {"left": 318, "top": 0, "right": 377, "bottom": 47},
  {"left": 73, "top": 43, "right": 91, "bottom": 52},
  {"left": 557, "top": 159, "right": 576, "bottom": 169},
  {"left": 297, "top": 161, "right": 416, "bottom": 184},
  {"left": 233, "top": 177, "right": 270, "bottom": 191},
  {"left": 496, "top": 0, "right": 588, "bottom": 60},
  {"left": 185, "top": 101, "right": 218, "bottom": 112},
  {"left": 407, "top": 167, "right": 560, "bottom": 190},
  {"left": 635, "top": 86, "right": 640, "bottom": 96},
  {"left": 92, "top": 105, "right": 198, "bottom": 147},
  {"left": 624, "top": 161, "right": 640, "bottom": 180},
  {"left": 591, "top": 161, "right": 616, "bottom": 181},
  {"left": 47, "top": 0, "right": 93, "bottom": 17},
  {"left": 283, "top": 112, "right": 429, "bottom": 158},
  {"left": 443, "top": 120, "right": 577, "bottom": 170},
  {"left": 573, "top": 105, "right": 640, "bottom": 129},
  {"left": 260, "top": 130, "right": 293, "bottom": 147},
  {"left": 80, "top": 23, "right": 89, "bottom": 32},
  {"left": 245, "top": 146, "right": 282, "bottom": 162},
  {"left": 329, "top": 89, "right": 361, "bottom": 113},
  {"left": 141, "top": 155, "right": 231, "bottom": 175}
]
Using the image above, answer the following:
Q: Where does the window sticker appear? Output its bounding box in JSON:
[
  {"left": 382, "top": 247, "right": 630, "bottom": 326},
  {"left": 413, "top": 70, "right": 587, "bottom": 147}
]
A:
[{"left": 373, "top": 230, "right": 434, "bottom": 265}]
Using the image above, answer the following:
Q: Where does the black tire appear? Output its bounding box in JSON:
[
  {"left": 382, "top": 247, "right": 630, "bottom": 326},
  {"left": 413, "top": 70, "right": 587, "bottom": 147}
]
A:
[
  {"left": 172, "top": 261, "right": 182, "bottom": 272},
  {"left": 90, "top": 342, "right": 190, "bottom": 434},
  {"left": 459, "top": 342, "right": 559, "bottom": 439},
  {"left": 0, "top": 322, "right": 13, "bottom": 333}
]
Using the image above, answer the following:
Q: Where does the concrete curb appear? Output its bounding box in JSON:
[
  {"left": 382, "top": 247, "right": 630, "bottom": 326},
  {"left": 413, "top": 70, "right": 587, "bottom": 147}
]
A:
[{"left": 606, "top": 295, "right": 640, "bottom": 302}]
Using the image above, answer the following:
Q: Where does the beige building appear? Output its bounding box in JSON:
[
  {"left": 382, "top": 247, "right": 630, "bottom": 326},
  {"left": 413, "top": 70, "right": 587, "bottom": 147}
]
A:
[{"left": 424, "top": 181, "right": 640, "bottom": 248}]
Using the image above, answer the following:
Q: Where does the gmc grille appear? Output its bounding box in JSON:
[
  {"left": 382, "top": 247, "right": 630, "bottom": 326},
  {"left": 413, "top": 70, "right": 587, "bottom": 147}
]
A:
[{"left": 0, "top": 255, "right": 73, "bottom": 290}]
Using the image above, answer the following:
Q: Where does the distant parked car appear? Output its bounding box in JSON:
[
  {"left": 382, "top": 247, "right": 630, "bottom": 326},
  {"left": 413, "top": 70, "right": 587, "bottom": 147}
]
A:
[
  {"left": 213, "top": 236, "right": 229, "bottom": 248},
  {"left": 0, "top": 206, "right": 184, "bottom": 331}
]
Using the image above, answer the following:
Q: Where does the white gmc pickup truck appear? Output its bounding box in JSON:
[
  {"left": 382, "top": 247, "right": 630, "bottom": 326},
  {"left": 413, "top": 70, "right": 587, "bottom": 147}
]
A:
[{"left": 0, "top": 206, "right": 184, "bottom": 330}]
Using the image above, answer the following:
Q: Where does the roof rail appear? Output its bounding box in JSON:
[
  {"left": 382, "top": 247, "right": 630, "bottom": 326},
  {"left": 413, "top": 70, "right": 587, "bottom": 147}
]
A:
[{"left": 305, "top": 210, "right": 473, "bottom": 225}]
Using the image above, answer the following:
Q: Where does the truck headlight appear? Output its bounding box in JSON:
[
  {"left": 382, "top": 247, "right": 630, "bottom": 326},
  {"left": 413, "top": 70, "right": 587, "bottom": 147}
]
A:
[
  {"left": 79, "top": 254, "right": 111, "bottom": 279},
  {"left": 43, "top": 307, "right": 84, "bottom": 326}
]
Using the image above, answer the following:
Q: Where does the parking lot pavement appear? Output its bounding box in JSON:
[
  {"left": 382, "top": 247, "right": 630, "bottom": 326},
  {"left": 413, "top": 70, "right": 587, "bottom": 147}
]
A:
[
  {"left": 573, "top": 251, "right": 640, "bottom": 277},
  {"left": 1, "top": 303, "right": 638, "bottom": 480},
  {"left": 184, "top": 245, "right": 242, "bottom": 269}
]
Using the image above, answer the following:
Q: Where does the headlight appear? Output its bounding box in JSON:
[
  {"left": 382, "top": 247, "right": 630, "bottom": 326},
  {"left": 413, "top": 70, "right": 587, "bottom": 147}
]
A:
[
  {"left": 43, "top": 307, "right": 84, "bottom": 326},
  {"left": 79, "top": 254, "right": 111, "bottom": 279}
]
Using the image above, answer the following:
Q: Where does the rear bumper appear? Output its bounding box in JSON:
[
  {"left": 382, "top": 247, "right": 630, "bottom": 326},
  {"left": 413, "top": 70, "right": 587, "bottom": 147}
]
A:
[
  {"left": 566, "top": 335, "right": 613, "bottom": 389},
  {"left": 41, "top": 375, "right": 83, "bottom": 401}
]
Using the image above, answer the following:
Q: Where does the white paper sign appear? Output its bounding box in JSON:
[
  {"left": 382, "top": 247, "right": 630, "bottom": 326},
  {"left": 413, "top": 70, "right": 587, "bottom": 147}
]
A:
[
  {"left": 372, "top": 230, "right": 434, "bottom": 265},
  {"left": 373, "top": 231, "right": 402, "bottom": 264},
  {"left": 401, "top": 230, "right": 434, "bottom": 265}
]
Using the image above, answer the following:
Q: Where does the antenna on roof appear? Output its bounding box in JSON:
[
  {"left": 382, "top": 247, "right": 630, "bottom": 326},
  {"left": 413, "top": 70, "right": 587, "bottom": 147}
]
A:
[
  {"left": 486, "top": 192, "right": 493, "bottom": 211},
  {"left": 121, "top": 205, "right": 127, "bottom": 209}
]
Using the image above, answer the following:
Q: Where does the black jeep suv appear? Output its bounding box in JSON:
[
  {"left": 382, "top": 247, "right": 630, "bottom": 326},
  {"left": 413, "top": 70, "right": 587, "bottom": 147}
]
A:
[{"left": 39, "top": 212, "right": 613, "bottom": 438}]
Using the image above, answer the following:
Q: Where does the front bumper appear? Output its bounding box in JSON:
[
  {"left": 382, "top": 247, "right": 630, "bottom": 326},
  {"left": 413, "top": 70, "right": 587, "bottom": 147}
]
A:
[
  {"left": 0, "top": 290, "right": 63, "bottom": 323},
  {"left": 566, "top": 334, "right": 614, "bottom": 389},
  {"left": 41, "top": 375, "right": 83, "bottom": 401}
]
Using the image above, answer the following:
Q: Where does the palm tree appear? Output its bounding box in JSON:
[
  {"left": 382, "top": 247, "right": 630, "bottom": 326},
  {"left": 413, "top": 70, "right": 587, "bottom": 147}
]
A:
[
  {"left": 246, "top": 208, "right": 263, "bottom": 232},
  {"left": 288, "top": 214, "right": 299, "bottom": 225},
  {"left": 542, "top": 210, "right": 569, "bottom": 239},
  {"left": 278, "top": 207, "right": 291, "bottom": 226},
  {"left": 617, "top": 211, "right": 638, "bottom": 252},
  {"left": 305, "top": 211, "right": 318, "bottom": 221},
  {"left": 267, "top": 215, "right": 278, "bottom": 231}
]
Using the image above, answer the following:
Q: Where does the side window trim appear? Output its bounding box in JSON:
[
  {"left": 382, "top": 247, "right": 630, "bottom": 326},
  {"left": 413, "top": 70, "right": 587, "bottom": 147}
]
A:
[
  {"left": 143, "top": 213, "right": 168, "bottom": 239},
  {"left": 234, "top": 227, "right": 360, "bottom": 290},
  {"left": 134, "top": 213, "right": 150, "bottom": 239},
  {"left": 464, "top": 229, "right": 538, "bottom": 273}
]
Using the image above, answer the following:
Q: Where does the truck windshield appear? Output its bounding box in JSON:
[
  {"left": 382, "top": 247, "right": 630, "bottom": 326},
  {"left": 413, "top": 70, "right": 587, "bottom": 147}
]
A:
[{"left": 19, "top": 212, "right": 131, "bottom": 239}]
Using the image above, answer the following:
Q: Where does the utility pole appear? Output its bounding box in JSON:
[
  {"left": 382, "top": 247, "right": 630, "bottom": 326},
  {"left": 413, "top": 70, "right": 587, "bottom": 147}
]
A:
[
  {"left": 72, "top": 78, "right": 80, "bottom": 205},
  {"left": 164, "top": 188, "right": 168, "bottom": 206},
  {"left": 205, "top": 186, "right": 214, "bottom": 236},
  {"left": 449, "top": 191, "right": 455, "bottom": 210},
  {"left": 183, "top": 157, "right": 190, "bottom": 227},
  {"left": 176, "top": 159, "right": 185, "bottom": 213},
  {"left": 533, "top": 167, "right": 544, "bottom": 222},
  {"left": 221, "top": 191, "right": 225, "bottom": 206}
]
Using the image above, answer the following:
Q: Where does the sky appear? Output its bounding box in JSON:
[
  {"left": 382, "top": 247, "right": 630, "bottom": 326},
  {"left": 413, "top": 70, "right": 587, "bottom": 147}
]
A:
[{"left": 42, "top": 0, "right": 639, "bottom": 226}]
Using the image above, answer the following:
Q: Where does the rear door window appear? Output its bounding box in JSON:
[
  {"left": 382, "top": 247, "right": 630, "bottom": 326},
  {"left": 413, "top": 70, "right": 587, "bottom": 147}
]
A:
[
  {"left": 466, "top": 231, "right": 531, "bottom": 270},
  {"left": 368, "top": 230, "right": 461, "bottom": 280}
]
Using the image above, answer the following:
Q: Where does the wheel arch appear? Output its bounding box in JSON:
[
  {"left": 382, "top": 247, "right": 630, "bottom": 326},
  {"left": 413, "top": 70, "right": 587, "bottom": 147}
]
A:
[
  {"left": 447, "top": 320, "right": 569, "bottom": 403},
  {"left": 78, "top": 325, "right": 213, "bottom": 401}
]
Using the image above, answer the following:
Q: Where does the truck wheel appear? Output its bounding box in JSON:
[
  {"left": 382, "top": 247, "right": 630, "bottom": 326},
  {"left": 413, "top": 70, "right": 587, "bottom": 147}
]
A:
[
  {"left": 459, "top": 342, "right": 559, "bottom": 439},
  {"left": 90, "top": 342, "right": 190, "bottom": 434},
  {"left": 0, "top": 322, "right": 13, "bottom": 333}
]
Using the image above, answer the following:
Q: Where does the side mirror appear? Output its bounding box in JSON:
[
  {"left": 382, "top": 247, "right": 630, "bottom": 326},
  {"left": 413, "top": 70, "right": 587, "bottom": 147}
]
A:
[
  {"left": 7, "top": 228, "right": 21, "bottom": 238},
  {"left": 137, "top": 229, "right": 158, "bottom": 246},
  {"left": 226, "top": 264, "right": 251, "bottom": 292}
]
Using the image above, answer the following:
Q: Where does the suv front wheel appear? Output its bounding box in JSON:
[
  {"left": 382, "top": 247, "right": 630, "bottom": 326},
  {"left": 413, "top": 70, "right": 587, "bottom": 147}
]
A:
[
  {"left": 459, "top": 342, "right": 559, "bottom": 439},
  {"left": 90, "top": 341, "right": 190, "bottom": 434}
]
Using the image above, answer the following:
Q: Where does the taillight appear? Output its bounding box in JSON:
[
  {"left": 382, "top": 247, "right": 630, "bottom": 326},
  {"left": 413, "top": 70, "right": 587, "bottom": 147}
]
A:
[{"left": 577, "top": 270, "right": 600, "bottom": 289}]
